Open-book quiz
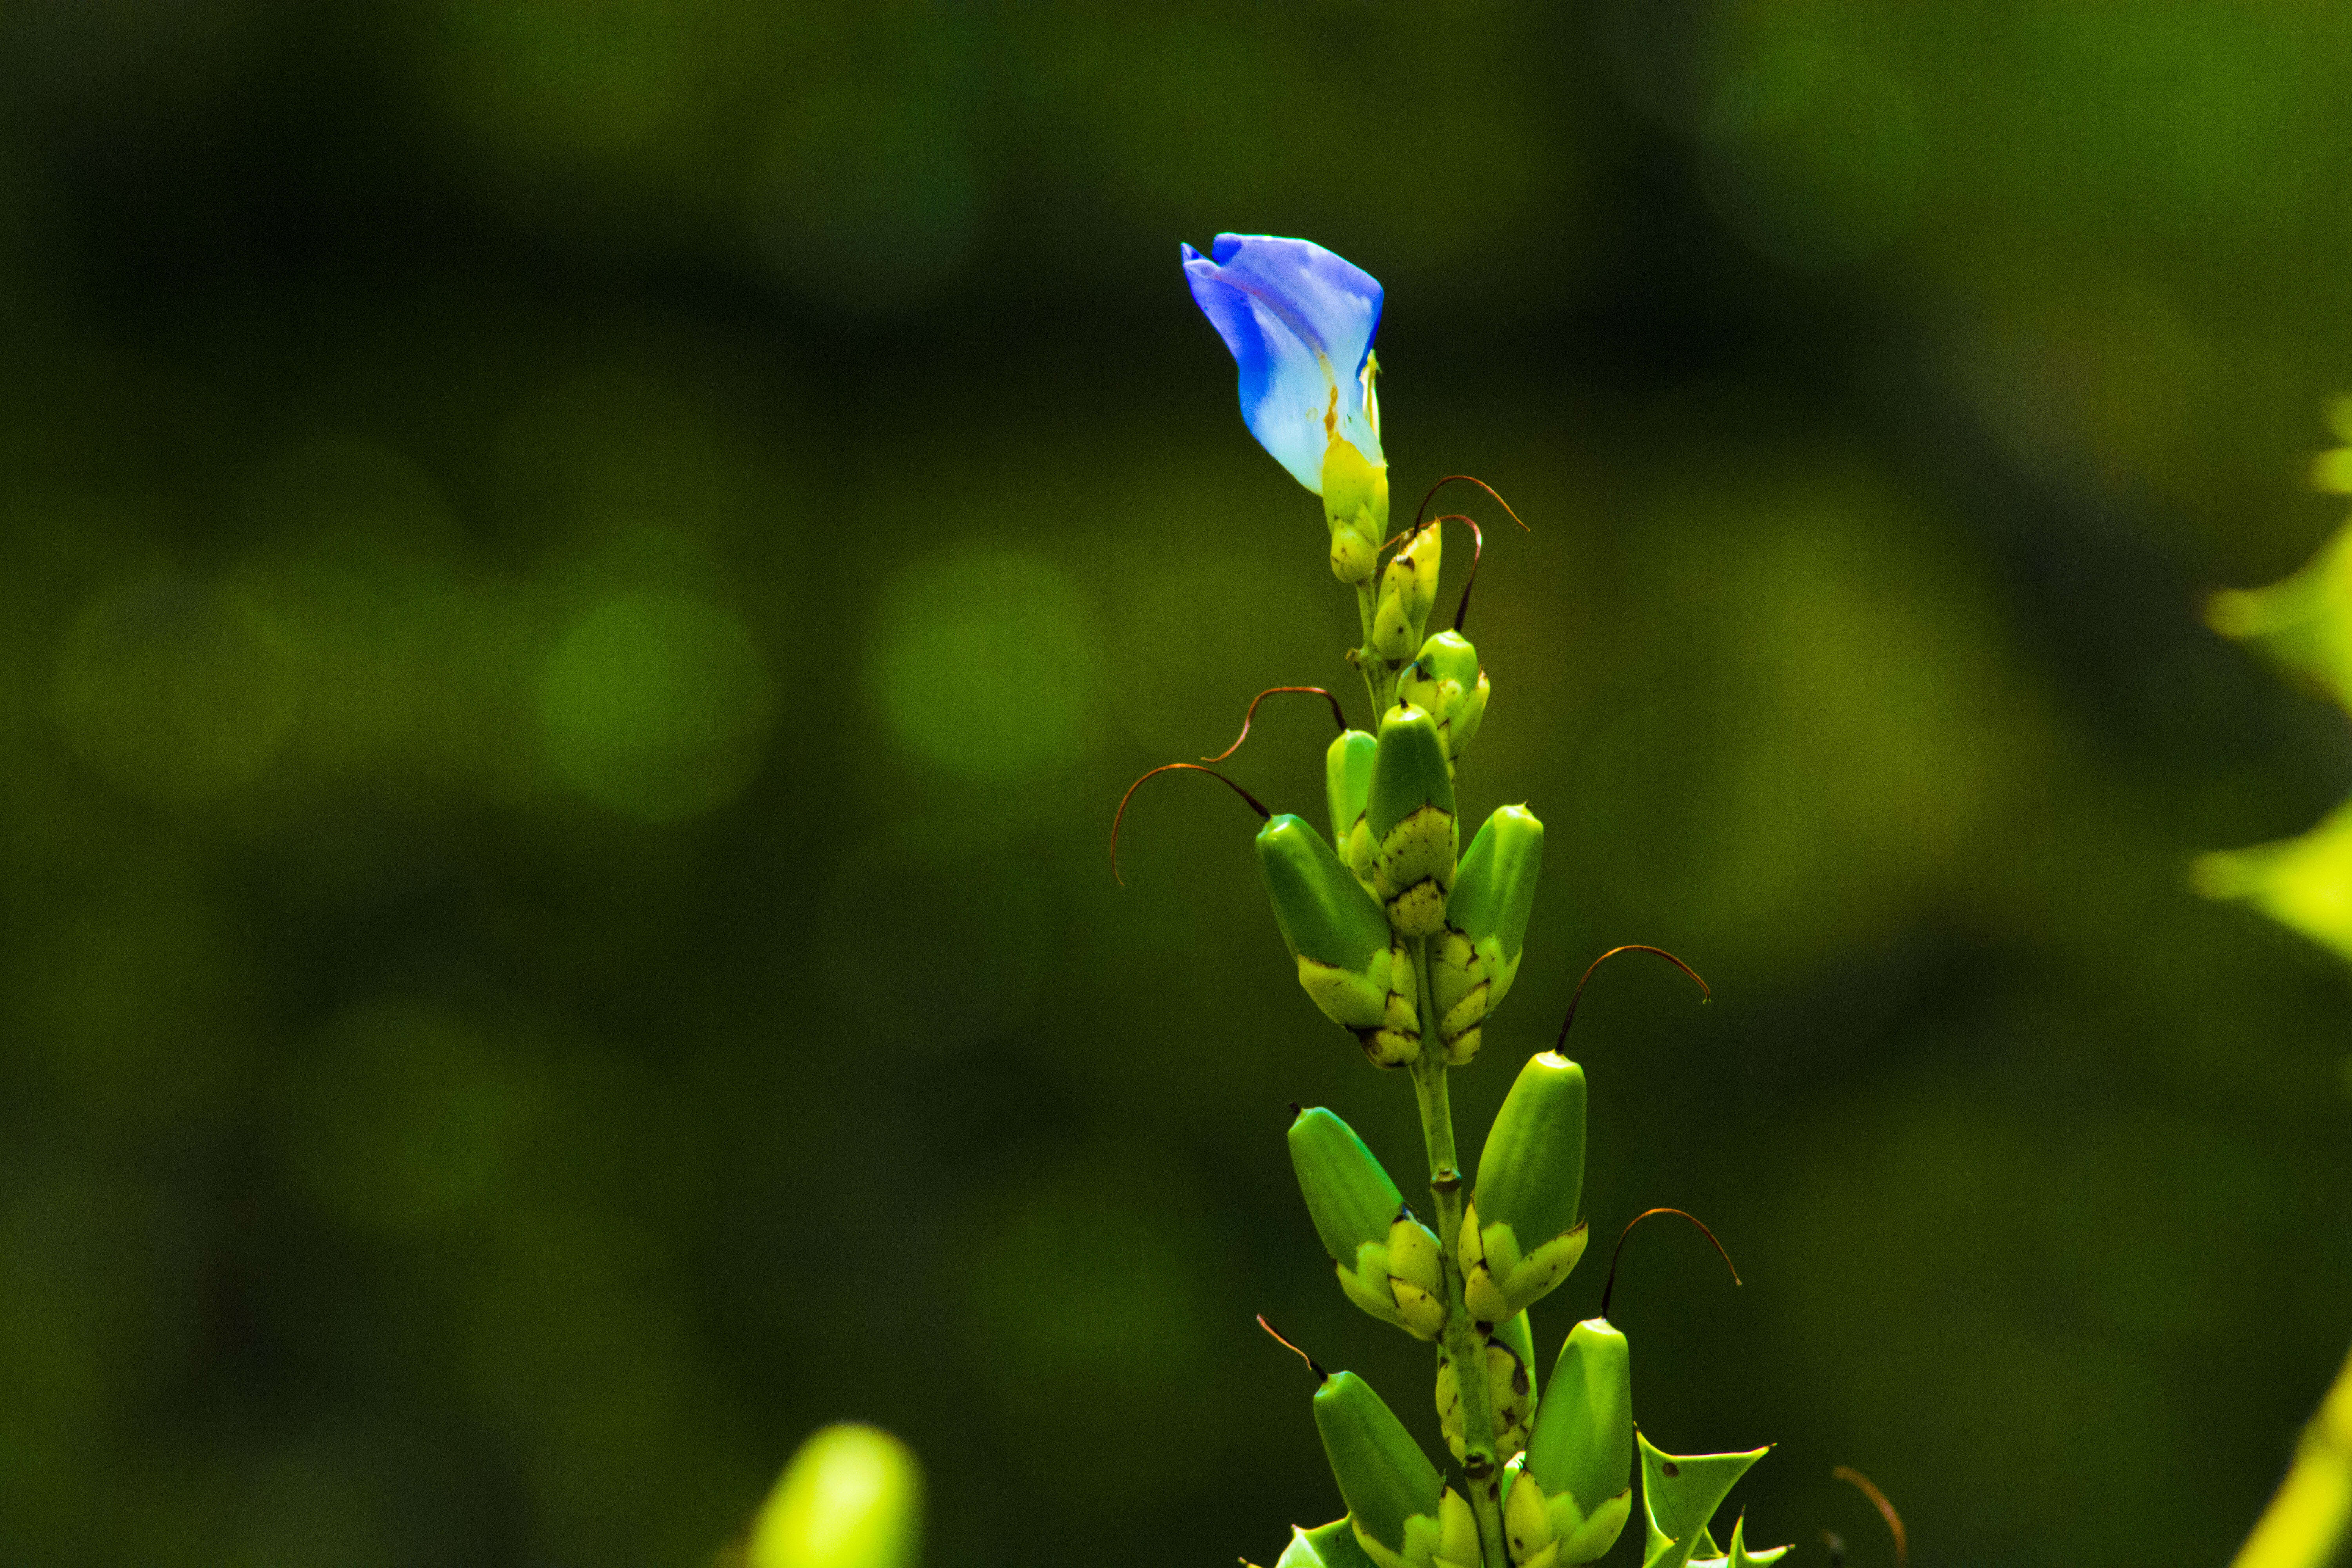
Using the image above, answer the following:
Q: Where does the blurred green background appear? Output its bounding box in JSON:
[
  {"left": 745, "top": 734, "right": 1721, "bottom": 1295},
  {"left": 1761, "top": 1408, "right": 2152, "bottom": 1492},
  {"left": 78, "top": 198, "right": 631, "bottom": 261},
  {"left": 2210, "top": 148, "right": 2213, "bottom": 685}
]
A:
[{"left": 3, "top": 1, "right": 2351, "bottom": 1564}]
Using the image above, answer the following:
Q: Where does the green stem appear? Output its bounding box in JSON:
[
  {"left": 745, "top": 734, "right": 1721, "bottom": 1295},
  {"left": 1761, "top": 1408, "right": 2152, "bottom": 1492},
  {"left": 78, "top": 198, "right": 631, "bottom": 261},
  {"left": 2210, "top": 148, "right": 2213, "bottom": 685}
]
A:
[
  {"left": 1408, "top": 939, "right": 1509, "bottom": 1568},
  {"left": 1354, "top": 579, "right": 1387, "bottom": 717}
]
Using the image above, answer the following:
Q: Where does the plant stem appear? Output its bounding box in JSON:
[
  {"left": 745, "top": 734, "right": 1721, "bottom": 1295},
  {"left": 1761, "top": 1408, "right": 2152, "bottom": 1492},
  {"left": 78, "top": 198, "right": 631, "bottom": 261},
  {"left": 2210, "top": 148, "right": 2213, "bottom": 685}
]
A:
[
  {"left": 1354, "top": 579, "right": 1387, "bottom": 717},
  {"left": 1408, "top": 939, "right": 1509, "bottom": 1568}
]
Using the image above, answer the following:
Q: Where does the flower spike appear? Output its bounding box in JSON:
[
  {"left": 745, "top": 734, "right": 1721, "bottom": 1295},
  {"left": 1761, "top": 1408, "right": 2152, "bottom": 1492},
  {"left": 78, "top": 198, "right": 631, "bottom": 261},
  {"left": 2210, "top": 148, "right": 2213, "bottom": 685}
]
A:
[{"left": 1110, "top": 762, "right": 1271, "bottom": 886}]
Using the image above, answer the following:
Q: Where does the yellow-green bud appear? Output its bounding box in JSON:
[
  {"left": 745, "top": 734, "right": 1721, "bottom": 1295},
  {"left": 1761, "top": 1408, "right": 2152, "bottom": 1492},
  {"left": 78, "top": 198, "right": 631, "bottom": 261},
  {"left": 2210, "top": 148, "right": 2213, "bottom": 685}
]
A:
[
  {"left": 748, "top": 1425, "right": 922, "bottom": 1568},
  {"left": 1460, "top": 1053, "right": 1588, "bottom": 1321},
  {"left": 1312, "top": 1370, "right": 1479, "bottom": 1568},
  {"left": 1397, "top": 630, "right": 1490, "bottom": 763},
  {"left": 1289, "top": 1106, "right": 1403, "bottom": 1261},
  {"left": 1326, "top": 729, "right": 1380, "bottom": 895},
  {"left": 1436, "top": 1333, "right": 1534, "bottom": 1464},
  {"left": 1368, "top": 704, "right": 1458, "bottom": 939},
  {"left": 1258, "top": 815, "right": 1422, "bottom": 1065},
  {"left": 1371, "top": 523, "right": 1443, "bottom": 661},
  {"left": 1324, "top": 440, "right": 1390, "bottom": 586},
  {"left": 1508, "top": 1318, "right": 1632, "bottom": 1568},
  {"left": 1429, "top": 805, "right": 1544, "bottom": 1063},
  {"left": 1503, "top": 1452, "right": 1630, "bottom": 1568},
  {"left": 1289, "top": 1107, "right": 1448, "bottom": 1339}
]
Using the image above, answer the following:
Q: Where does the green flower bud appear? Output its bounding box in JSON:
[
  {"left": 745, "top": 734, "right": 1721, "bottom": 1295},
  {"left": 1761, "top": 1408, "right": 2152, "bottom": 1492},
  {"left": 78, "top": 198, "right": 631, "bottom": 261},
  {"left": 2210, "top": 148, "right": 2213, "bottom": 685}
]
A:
[
  {"left": 1325, "top": 440, "right": 1390, "bottom": 586},
  {"left": 1635, "top": 1432, "right": 1773, "bottom": 1568},
  {"left": 1428, "top": 805, "right": 1545, "bottom": 1064},
  {"left": 1312, "top": 1371, "right": 1478, "bottom": 1568},
  {"left": 749, "top": 1424, "right": 923, "bottom": 1568},
  {"left": 1397, "top": 630, "right": 1490, "bottom": 763},
  {"left": 1371, "top": 523, "right": 1443, "bottom": 661},
  {"left": 1369, "top": 705, "right": 1459, "bottom": 939},
  {"left": 1289, "top": 1107, "right": 1403, "bottom": 1262},
  {"left": 1289, "top": 1107, "right": 1448, "bottom": 1339},
  {"left": 1326, "top": 729, "right": 1380, "bottom": 895},
  {"left": 1503, "top": 1448, "right": 1630, "bottom": 1568},
  {"left": 1258, "top": 815, "right": 1422, "bottom": 1065},
  {"left": 1510, "top": 1319, "right": 1632, "bottom": 1568},
  {"left": 1460, "top": 1053, "right": 1588, "bottom": 1321}
]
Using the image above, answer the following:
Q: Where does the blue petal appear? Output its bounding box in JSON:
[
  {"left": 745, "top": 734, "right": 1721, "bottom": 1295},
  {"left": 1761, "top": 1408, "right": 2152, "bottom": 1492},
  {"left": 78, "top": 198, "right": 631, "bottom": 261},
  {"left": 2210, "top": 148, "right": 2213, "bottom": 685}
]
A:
[{"left": 1181, "top": 234, "right": 1384, "bottom": 494}]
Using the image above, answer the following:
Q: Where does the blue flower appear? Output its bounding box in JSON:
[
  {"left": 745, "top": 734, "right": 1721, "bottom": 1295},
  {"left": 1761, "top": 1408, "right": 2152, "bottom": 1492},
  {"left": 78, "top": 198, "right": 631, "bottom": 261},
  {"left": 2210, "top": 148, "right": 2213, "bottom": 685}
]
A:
[{"left": 1181, "top": 234, "right": 1384, "bottom": 495}]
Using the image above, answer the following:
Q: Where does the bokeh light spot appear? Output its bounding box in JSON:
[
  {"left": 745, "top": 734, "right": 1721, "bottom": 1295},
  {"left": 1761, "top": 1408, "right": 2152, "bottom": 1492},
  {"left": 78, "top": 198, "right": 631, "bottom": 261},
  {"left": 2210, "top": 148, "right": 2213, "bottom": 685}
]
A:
[
  {"left": 540, "top": 591, "right": 775, "bottom": 822},
  {"left": 53, "top": 577, "right": 296, "bottom": 804},
  {"left": 869, "top": 547, "right": 1096, "bottom": 780},
  {"left": 1703, "top": 41, "right": 1925, "bottom": 269},
  {"left": 440, "top": 0, "right": 688, "bottom": 157}
]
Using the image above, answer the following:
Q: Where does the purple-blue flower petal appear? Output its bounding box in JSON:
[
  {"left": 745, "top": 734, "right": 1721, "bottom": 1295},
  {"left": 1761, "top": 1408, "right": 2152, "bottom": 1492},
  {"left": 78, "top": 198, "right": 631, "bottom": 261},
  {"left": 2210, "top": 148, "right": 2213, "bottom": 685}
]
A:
[{"left": 1181, "top": 234, "right": 1384, "bottom": 494}]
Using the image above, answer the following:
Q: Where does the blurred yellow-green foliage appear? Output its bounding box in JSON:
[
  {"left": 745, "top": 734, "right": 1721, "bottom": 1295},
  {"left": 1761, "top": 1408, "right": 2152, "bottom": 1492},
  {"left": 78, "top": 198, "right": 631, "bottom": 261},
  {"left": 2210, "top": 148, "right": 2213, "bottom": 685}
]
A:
[
  {"left": 2201, "top": 421, "right": 2352, "bottom": 967},
  {"left": 2, "top": 2, "right": 2351, "bottom": 1566}
]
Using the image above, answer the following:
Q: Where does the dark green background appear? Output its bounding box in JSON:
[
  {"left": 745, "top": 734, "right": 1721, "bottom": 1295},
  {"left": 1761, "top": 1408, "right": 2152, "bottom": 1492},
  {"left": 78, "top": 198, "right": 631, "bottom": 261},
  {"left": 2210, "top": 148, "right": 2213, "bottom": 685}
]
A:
[{"left": 3, "top": 2, "right": 2350, "bottom": 1564}]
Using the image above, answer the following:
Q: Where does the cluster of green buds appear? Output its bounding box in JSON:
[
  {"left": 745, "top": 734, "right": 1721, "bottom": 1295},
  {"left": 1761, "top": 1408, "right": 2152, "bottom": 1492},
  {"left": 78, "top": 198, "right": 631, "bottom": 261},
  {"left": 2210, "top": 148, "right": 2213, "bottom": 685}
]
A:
[
  {"left": 1272, "top": 1044, "right": 1783, "bottom": 1568},
  {"left": 1400, "top": 630, "right": 1489, "bottom": 765},
  {"left": 1272, "top": 701, "right": 1540, "bottom": 1068},
  {"left": 1173, "top": 232, "right": 1791, "bottom": 1568},
  {"left": 1259, "top": 817, "right": 1421, "bottom": 1067}
]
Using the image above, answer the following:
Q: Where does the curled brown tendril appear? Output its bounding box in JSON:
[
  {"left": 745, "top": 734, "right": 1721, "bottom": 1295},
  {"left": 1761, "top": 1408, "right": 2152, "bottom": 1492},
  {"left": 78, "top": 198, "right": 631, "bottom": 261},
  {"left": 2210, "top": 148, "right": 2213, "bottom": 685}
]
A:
[
  {"left": 1201, "top": 686, "right": 1349, "bottom": 763},
  {"left": 1554, "top": 945, "right": 1712, "bottom": 1049},
  {"left": 1412, "top": 474, "right": 1532, "bottom": 537},
  {"left": 1255, "top": 1313, "right": 1328, "bottom": 1381},
  {"left": 1439, "top": 514, "right": 1485, "bottom": 634},
  {"left": 1379, "top": 476, "right": 1530, "bottom": 639},
  {"left": 1600, "top": 1207, "right": 1742, "bottom": 1321},
  {"left": 1831, "top": 1467, "right": 1907, "bottom": 1568},
  {"left": 1109, "top": 763, "right": 1271, "bottom": 885}
]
